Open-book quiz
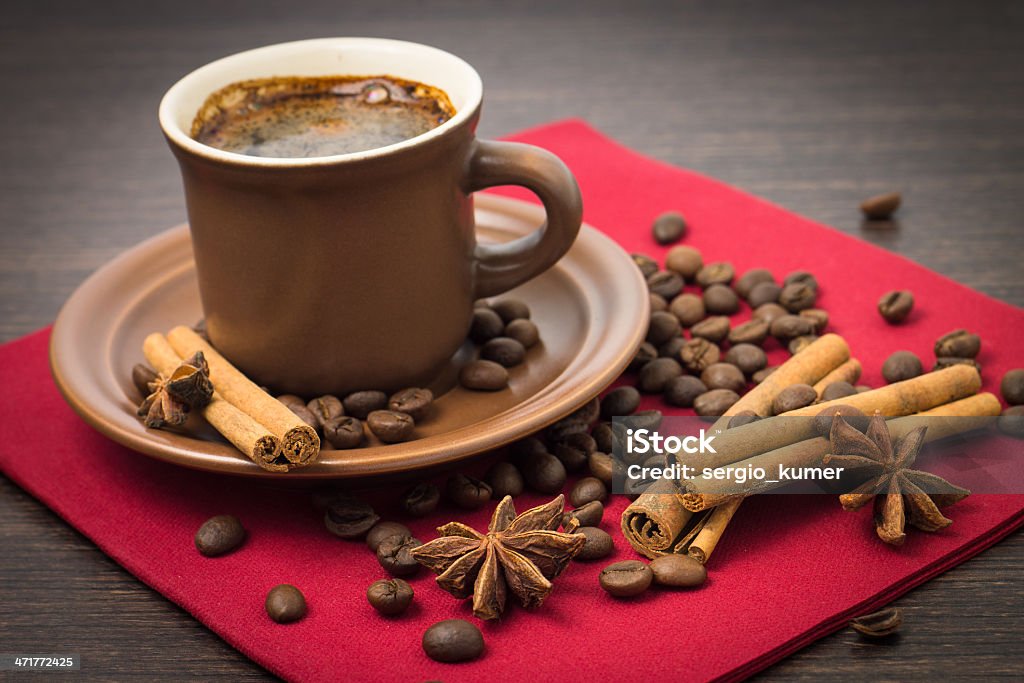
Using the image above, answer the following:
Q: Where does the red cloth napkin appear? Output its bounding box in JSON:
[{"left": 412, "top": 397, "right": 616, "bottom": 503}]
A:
[{"left": 2, "top": 120, "right": 1023, "bottom": 682}]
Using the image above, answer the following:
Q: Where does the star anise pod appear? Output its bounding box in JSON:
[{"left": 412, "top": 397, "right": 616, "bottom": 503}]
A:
[
  {"left": 137, "top": 351, "right": 213, "bottom": 428},
  {"left": 411, "top": 494, "right": 586, "bottom": 620},
  {"left": 824, "top": 414, "right": 970, "bottom": 546}
]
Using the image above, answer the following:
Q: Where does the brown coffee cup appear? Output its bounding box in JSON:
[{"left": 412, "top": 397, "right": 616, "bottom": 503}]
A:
[{"left": 159, "top": 38, "right": 582, "bottom": 395}]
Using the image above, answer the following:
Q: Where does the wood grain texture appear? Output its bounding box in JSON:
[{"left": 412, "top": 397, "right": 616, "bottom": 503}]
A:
[{"left": 1, "top": 0, "right": 1021, "bottom": 679}]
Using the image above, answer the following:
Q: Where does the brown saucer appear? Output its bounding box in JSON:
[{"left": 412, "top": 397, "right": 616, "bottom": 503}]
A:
[{"left": 50, "top": 195, "right": 648, "bottom": 479}]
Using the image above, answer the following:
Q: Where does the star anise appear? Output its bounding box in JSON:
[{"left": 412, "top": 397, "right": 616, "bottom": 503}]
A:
[
  {"left": 411, "top": 494, "right": 586, "bottom": 620},
  {"left": 824, "top": 414, "right": 970, "bottom": 546},
  {"left": 137, "top": 351, "right": 213, "bottom": 428}
]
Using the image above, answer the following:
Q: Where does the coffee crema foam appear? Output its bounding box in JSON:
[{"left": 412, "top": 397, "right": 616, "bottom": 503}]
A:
[{"left": 191, "top": 75, "right": 455, "bottom": 158}]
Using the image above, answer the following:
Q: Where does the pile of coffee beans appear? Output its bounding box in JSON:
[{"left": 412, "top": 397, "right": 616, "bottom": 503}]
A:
[
  {"left": 278, "top": 388, "right": 433, "bottom": 448},
  {"left": 462, "top": 297, "right": 542, "bottom": 392}
]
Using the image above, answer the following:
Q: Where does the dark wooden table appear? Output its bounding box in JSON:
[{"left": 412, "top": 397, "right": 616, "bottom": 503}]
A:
[{"left": 2, "top": 1, "right": 1022, "bottom": 679}]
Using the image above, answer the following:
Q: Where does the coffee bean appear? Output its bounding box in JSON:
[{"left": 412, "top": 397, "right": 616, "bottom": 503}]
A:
[
  {"left": 680, "top": 338, "right": 721, "bottom": 373},
  {"left": 772, "top": 384, "right": 818, "bottom": 415},
  {"left": 821, "top": 381, "right": 857, "bottom": 402},
  {"left": 631, "top": 409, "right": 664, "bottom": 431},
  {"left": 638, "top": 357, "right": 683, "bottom": 393},
  {"left": 1002, "top": 369, "right": 1024, "bottom": 405},
  {"left": 664, "top": 375, "right": 708, "bottom": 408},
  {"left": 323, "top": 416, "right": 364, "bottom": 449},
  {"left": 446, "top": 474, "right": 493, "bottom": 509},
  {"left": 504, "top": 318, "right": 540, "bottom": 348},
  {"left": 694, "top": 389, "right": 740, "bottom": 417},
  {"left": 307, "top": 395, "right": 343, "bottom": 427},
  {"left": 665, "top": 245, "right": 703, "bottom": 280},
  {"left": 591, "top": 423, "right": 617, "bottom": 454},
  {"left": 735, "top": 268, "right": 775, "bottom": 300},
  {"left": 575, "top": 526, "right": 614, "bottom": 561},
  {"left": 770, "top": 314, "right": 816, "bottom": 341},
  {"left": 649, "top": 554, "right": 707, "bottom": 588},
  {"left": 659, "top": 336, "right": 688, "bottom": 359},
  {"left": 422, "top": 619, "right": 484, "bottom": 663},
  {"left": 601, "top": 386, "right": 642, "bottom": 420},
  {"left": 388, "top": 387, "right": 433, "bottom": 422},
  {"left": 752, "top": 366, "right": 778, "bottom": 384},
  {"left": 366, "top": 578, "right": 414, "bottom": 616},
  {"left": 728, "top": 411, "right": 761, "bottom": 429},
  {"left": 265, "top": 584, "right": 306, "bottom": 624},
  {"left": 570, "top": 476, "right": 608, "bottom": 507},
  {"left": 343, "top": 390, "right": 388, "bottom": 419},
  {"left": 647, "top": 270, "right": 684, "bottom": 299},
  {"left": 882, "top": 350, "right": 923, "bottom": 383},
  {"left": 728, "top": 319, "right": 770, "bottom": 346},
  {"left": 545, "top": 397, "right": 600, "bottom": 440},
  {"left": 934, "top": 329, "right": 981, "bottom": 359},
  {"left": 194, "top": 514, "right": 246, "bottom": 557},
  {"left": 860, "top": 191, "right": 901, "bottom": 220},
  {"left": 599, "top": 560, "right": 653, "bottom": 597},
  {"left": 646, "top": 311, "right": 682, "bottom": 346},
  {"left": 131, "top": 363, "right": 157, "bottom": 397},
  {"left": 725, "top": 343, "right": 768, "bottom": 376},
  {"left": 695, "top": 261, "right": 735, "bottom": 289},
  {"left": 632, "top": 253, "right": 660, "bottom": 278},
  {"left": 629, "top": 342, "right": 658, "bottom": 373},
  {"left": 401, "top": 483, "right": 440, "bottom": 517},
  {"left": 799, "top": 308, "right": 830, "bottom": 334},
  {"left": 588, "top": 451, "right": 615, "bottom": 485},
  {"left": 277, "top": 394, "right": 306, "bottom": 409},
  {"left": 669, "top": 293, "right": 706, "bottom": 327},
  {"left": 492, "top": 298, "right": 530, "bottom": 323},
  {"left": 564, "top": 500, "right": 604, "bottom": 528},
  {"left": 366, "top": 521, "right": 413, "bottom": 552},
  {"left": 779, "top": 282, "right": 816, "bottom": 312},
  {"left": 700, "top": 363, "right": 746, "bottom": 393},
  {"left": 753, "top": 302, "right": 788, "bottom": 324},
  {"left": 746, "top": 281, "right": 781, "bottom": 308},
  {"left": 288, "top": 403, "right": 320, "bottom": 430},
  {"left": 367, "top": 410, "right": 415, "bottom": 443},
  {"left": 552, "top": 432, "right": 596, "bottom": 472},
  {"left": 877, "top": 290, "right": 914, "bottom": 323},
  {"left": 998, "top": 405, "right": 1024, "bottom": 438},
  {"left": 703, "top": 284, "right": 740, "bottom": 315},
  {"left": 652, "top": 211, "right": 687, "bottom": 244},
  {"left": 484, "top": 461, "right": 525, "bottom": 498},
  {"left": 376, "top": 534, "right": 422, "bottom": 576},
  {"left": 649, "top": 292, "right": 668, "bottom": 313},
  {"left": 932, "top": 357, "right": 981, "bottom": 372},
  {"left": 522, "top": 452, "right": 567, "bottom": 494},
  {"left": 324, "top": 496, "right": 379, "bottom": 538},
  {"left": 459, "top": 359, "right": 509, "bottom": 391},
  {"left": 481, "top": 337, "right": 526, "bottom": 367},
  {"left": 691, "top": 316, "right": 730, "bottom": 343},
  {"left": 784, "top": 270, "right": 819, "bottom": 293},
  {"left": 469, "top": 307, "right": 505, "bottom": 343},
  {"left": 788, "top": 335, "right": 818, "bottom": 355},
  {"left": 813, "top": 404, "right": 869, "bottom": 437}
]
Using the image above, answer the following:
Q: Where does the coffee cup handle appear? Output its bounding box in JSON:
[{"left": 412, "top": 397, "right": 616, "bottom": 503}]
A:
[{"left": 464, "top": 140, "right": 583, "bottom": 298}]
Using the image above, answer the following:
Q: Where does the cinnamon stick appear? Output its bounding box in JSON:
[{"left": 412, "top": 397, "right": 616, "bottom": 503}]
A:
[
  {"left": 687, "top": 497, "right": 742, "bottom": 564},
  {"left": 812, "top": 358, "right": 862, "bottom": 398},
  {"left": 143, "top": 333, "right": 285, "bottom": 471},
  {"left": 166, "top": 326, "right": 320, "bottom": 466},
  {"left": 619, "top": 480, "right": 695, "bottom": 559}
]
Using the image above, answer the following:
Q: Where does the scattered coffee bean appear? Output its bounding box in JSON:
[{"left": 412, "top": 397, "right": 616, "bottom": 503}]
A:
[
  {"left": 735, "top": 268, "right": 775, "bottom": 300},
  {"left": 703, "top": 284, "right": 740, "bottom": 315},
  {"left": 729, "top": 411, "right": 761, "bottom": 429},
  {"left": 376, "top": 534, "right": 423, "bottom": 576},
  {"left": 591, "top": 423, "right": 618, "bottom": 454},
  {"left": 588, "top": 451, "right": 615, "bottom": 485},
  {"left": 649, "top": 554, "right": 707, "bottom": 588},
  {"left": 367, "top": 410, "right": 415, "bottom": 443},
  {"left": 544, "top": 397, "right": 600, "bottom": 441},
  {"left": 752, "top": 366, "right": 778, "bottom": 384},
  {"left": 934, "top": 329, "right": 981, "bottom": 359},
  {"left": 422, "top": 619, "right": 484, "bottom": 663},
  {"left": 646, "top": 311, "right": 682, "bottom": 346},
  {"left": 779, "top": 282, "right": 816, "bottom": 312},
  {"left": 307, "top": 395, "right": 343, "bottom": 427},
  {"left": 343, "top": 390, "right": 388, "bottom": 420},
  {"left": 485, "top": 461, "right": 525, "bottom": 498},
  {"left": 747, "top": 281, "right": 782, "bottom": 308},
  {"left": 821, "top": 381, "right": 857, "bottom": 402},
  {"left": 504, "top": 318, "right": 540, "bottom": 348},
  {"left": 652, "top": 211, "right": 687, "bottom": 244},
  {"left": 1002, "top": 369, "right": 1024, "bottom": 405},
  {"left": 288, "top": 403, "right": 320, "bottom": 430},
  {"left": 401, "top": 483, "right": 441, "bottom": 517},
  {"left": 783, "top": 270, "right": 819, "bottom": 293},
  {"left": 469, "top": 307, "right": 505, "bottom": 343},
  {"left": 522, "top": 452, "right": 567, "bottom": 494},
  {"left": 599, "top": 560, "right": 653, "bottom": 597},
  {"left": 849, "top": 606, "right": 903, "bottom": 638},
  {"left": 691, "top": 316, "right": 730, "bottom": 343},
  {"left": 728, "top": 319, "right": 770, "bottom": 346},
  {"left": 664, "top": 375, "right": 708, "bottom": 408},
  {"left": 659, "top": 336, "right": 688, "bottom": 359},
  {"left": 772, "top": 384, "right": 818, "bottom": 415},
  {"left": 647, "top": 270, "right": 684, "bottom": 299},
  {"left": 131, "top": 363, "right": 157, "bottom": 396},
  {"left": 696, "top": 261, "right": 735, "bottom": 288},
  {"left": 669, "top": 293, "right": 706, "bottom": 327},
  {"left": 629, "top": 341, "right": 658, "bottom": 372},
  {"left": 552, "top": 432, "right": 596, "bottom": 471},
  {"left": 788, "top": 334, "right": 818, "bottom": 355},
  {"left": 194, "top": 514, "right": 246, "bottom": 557},
  {"left": 277, "top": 394, "right": 306, "bottom": 409},
  {"left": 933, "top": 357, "right": 981, "bottom": 372},
  {"left": 265, "top": 584, "right": 306, "bottom": 624},
  {"left": 638, "top": 357, "right": 683, "bottom": 393},
  {"left": 998, "top": 405, "right": 1024, "bottom": 438},
  {"left": 860, "top": 191, "right": 901, "bottom": 220},
  {"left": 446, "top": 474, "right": 493, "bottom": 509},
  {"left": 601, "top": 386, "right": 642, "bottom": 419},
  {"left": 882, "top": 351, "right": 923, "bottom": 383},
  {"left": 575, "top": 526, "right": 614, "bottom": 561},
  {"left": 725, "top": 344, "right": 767, "bottom": 376},
  {"left": 491, "top": 298, "right": 530, "bottom": 323},
  {"left": 771, "top": 314, "right": 816, "bottom": 341},
  {"left": 799, "top": 308, "right": 829, "bottom": 333},
  {"left": 665, "top": 245, "right": 703, "bottom": 280},
  {"left": 366, "top": 521, "right": 413, "bottom": 552},
  {"left": 459, "top": 359, "right": 509, "bottom": 391},
  {"left": 630, "top": 409, "right": 664, "bottom": 431},
  {"left": 570, "top": 477, "right": 608, "bottom": 507},
  {"left": 388, "top": 388, "right": 433, "bottom": 422},
  {"left": 700, "top": 363, "right": 746, "bottom": 393},
  {"left": 753, "top": 302, "right": 788, "bottom": 324},
  {"left": 694, "top": 389, "right": 740, "bottom": 418},
  {"left": 481, "top": 336, "right": 527, "bottom": 367},
  {"left": 323, "top": 416, "right": 364, "bottom": 449},
  {"left": 649, "top": 292, "right": 668, "bottom": 312},
  {"left": 324, "top": 496, "right": 379, "bottom": 539},
  {"left": 680, "top": 338, "right": 721, "bottom": 373},
  {"left": 877, "top": 290, "right": 914, "bottom": 323},
  {"left": 366, "top": 578, "right": 414, "bottom": 616},
  {"left": 632, "top": 253, "right": 660, "bottom": 278},
  {"left": 813, "top": 404, "right": 869, "bottom": 437},
  {"left": 564, "top": 500, "right": 604, "bottom": 528}
]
